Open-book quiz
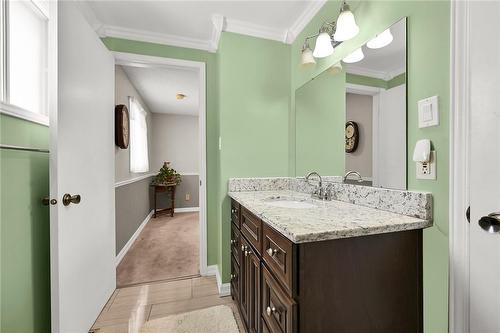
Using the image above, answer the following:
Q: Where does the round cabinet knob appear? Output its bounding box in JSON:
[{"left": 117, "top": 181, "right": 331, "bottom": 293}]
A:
[
  {"left": 231, "top": 208, "right": 237, "bottom": 214},
  {"left": 266, "top": 306, "right": 276, "bottom": 316},
  {"left": 479, "top": 213, "right": 500, "bottom": 233},
  {"left": 230, "top": 239, "right": 236, "bottom": 245},
  {"left": 230, "top": 274, "right": 236, "bottom": 280},
  {"left": 245, "top": 250, "right": 252, "bottom": 257},
  {"left": 62, "top": 193, "right": 81, "bottom": 206},
  {"left": 266, "top": 248, "right": 278, "bottom": 256},
  {"left": 241, "top": 245, "right": 246, "bottom": 251}
]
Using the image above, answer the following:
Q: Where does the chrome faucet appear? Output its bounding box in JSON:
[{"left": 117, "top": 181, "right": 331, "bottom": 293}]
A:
[
  {"left": 343, "top": 171, "right": 363, "bottom": 183},
  {"left": 305, "top": 172, "right": 334, "bottom": 200}
]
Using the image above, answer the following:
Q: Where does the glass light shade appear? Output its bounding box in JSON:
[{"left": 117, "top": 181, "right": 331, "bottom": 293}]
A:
[
  {"left": 328, "top": 62, "right": 343, "bottom": 75},
  {"left": 367, "top": 28, "right": 393, "bottom": 49},
  {"left": 333, "top": 9, "right": 359, "bottom": 41},
  {"left": 313, "top": 32, "right": 334, "bottom": 58},
  {"left": 343, "top": 48, "right": 364, "bottom": 63},
  {"left": 301, "top": 47, "right": 316, "bottom": 66}
]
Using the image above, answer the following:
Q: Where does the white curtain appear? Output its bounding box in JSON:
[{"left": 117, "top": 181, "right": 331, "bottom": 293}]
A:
[{"left": 129, "top": 96, "right": 149, "bottom": 173}]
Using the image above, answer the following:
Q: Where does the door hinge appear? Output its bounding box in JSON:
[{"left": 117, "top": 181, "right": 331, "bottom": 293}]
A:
[{"left": 466, "top": 206, "right": 470, "bottom": 223}]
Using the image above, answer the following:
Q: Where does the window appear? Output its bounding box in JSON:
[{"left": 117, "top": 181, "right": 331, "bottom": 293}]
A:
[
  {"left": 129, "top": 96, "right": 149, "bottom": 173},
  {"left": 1, "top": 0, "right": 49, "bottom": 124}
]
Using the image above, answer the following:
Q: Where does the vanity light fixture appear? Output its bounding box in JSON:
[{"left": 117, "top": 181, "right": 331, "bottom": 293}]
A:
[
  {"left": 343, "top": 47, "right": 364, "bottom": 63},
  {"left": 301, "top": 41, "right": 316, "bottom": 66},
  {"left": 176, "top": 93, "right": 186, "bottom": 100},
  {"left": 333, "top": 1, "right": 360, "bottom": 42},
  {"left": 328, "top": 62, "right": 343, "bottom": 75},
  {"left": 300, "top": 1, "right": 358, "bottom": 63},
  {"left": 367, "top": 28, "right": 393, "bottom": 49}
]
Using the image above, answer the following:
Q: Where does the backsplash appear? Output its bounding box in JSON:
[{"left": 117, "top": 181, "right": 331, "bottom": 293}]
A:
[{"left": 228, "top": 177, "right": 432, "bottom": 220}]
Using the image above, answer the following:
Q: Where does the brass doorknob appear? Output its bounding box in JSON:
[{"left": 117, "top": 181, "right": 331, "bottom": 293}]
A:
[
  {"left": 63, "top": 194, "right": 81, "bottom": 206},
  {"left": 41, "top": 197, "right": 57, "bottom": 206}
]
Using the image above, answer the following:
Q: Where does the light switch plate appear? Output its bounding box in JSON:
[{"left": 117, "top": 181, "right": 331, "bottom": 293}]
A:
[
  {"left": 416, "top": 151, "right": 436, "bottom": 180},
  {"left": 418, "top": 96, "right": 439, "bottom": 128}
]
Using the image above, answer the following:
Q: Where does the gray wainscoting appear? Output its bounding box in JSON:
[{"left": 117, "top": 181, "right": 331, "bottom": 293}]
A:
[
  {"left": 155, "top": 174, "right": 199, "bottom": 209},
  {"left": 115, "top": 176, "right": 154, "bottom": 254}
]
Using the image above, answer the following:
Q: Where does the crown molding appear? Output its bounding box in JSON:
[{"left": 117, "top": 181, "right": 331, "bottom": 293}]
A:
[
  {"left": 346, "top": 65, "right": 388, "bottom": 80},
  {"left": 100, "top": 25, "right": 214, "bottom": 52},
  {"left": 224, "top": 18, "right": 288, "bottom": 43},
  {"left": 286, "top": 0, "right": 328, "bottom": 44},
  {"left": 209, "top": 14, "right": 225, "bottom": 52}
]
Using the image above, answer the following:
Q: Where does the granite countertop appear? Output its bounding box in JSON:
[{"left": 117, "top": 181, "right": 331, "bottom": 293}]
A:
[{"left": 228, "top": 190, "right": 432, "bottom": 243}]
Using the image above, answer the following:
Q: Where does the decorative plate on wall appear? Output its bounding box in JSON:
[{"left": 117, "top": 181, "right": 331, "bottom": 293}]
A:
[
  {"left": 115, "top": 104, "right": 129, "bottom": 149},
  {"left": 345, "top": 121, "right": 359, "bottom": 153}
]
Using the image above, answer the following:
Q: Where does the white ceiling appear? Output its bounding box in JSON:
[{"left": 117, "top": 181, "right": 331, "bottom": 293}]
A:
[
  {"left": 81, "top": 0, "right": 327, "bottom": 51},
  {"left": 345, "top": 18, "right": 406, "bottom": 80},
  {"left": 122, "top": 65, "right": 199, "bottom": 116}
]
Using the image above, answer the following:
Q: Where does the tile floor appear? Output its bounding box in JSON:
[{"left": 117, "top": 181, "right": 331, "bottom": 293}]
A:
[{"left": 91, "top": 276, "right": 243, "bottom": 333}]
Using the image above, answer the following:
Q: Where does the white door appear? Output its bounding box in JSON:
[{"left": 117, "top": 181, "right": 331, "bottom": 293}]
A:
[
  {"left": 49, "top": 2, "right": 116, "bottom": 333},
  {"left": 469, "top": 1, "right": 500, "bottom": 332}
]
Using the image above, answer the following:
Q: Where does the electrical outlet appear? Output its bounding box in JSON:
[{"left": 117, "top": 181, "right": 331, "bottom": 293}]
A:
[
  {"left": 416, "top": 151, "right": 436, "bottom": 180},
  {"left": 185, "top": 193, "right": 191, "bottom": 201}
]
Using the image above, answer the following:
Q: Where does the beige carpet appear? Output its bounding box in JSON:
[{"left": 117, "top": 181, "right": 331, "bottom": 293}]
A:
[
  {"left": 140, "top": 305, "right": 240, "bottom": 333},
  {"left": 117, "top": 212, "right": 199, "bottom": 287}
]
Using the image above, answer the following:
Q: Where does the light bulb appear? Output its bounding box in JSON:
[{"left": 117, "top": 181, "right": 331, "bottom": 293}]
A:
[
  {"left": 328, "top": 62, "right": 343, "bottom": 75},
  {"left": 367, "top": 28, "right": 393, "bottom": 49},
  {"left": 333, "top": 3, "right": 359, "bottom": 41},
  {"left": 313, "top": 32, "right": 334, "bottom": 58},
  {"left": 343, "top": 48, "right": 364, "bottom": 63}
]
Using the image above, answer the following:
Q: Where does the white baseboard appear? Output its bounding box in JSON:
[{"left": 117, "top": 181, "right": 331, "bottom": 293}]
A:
[
  {"left": 206, "top": 264, "right": 231, "bottom": 296},
  {"left": 174, "top": 207, "right": 200, "bottom": 213},
  {"left": 115, "top": 210, "right": 154, "bottom": 266}
]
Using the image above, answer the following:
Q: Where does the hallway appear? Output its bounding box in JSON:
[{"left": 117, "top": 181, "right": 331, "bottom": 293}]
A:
[{"left": 117, "top": 212, "right": 200, "bottom": 287}]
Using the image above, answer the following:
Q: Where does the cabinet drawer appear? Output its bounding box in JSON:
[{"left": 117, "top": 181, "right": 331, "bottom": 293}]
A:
[
  {"left": 230, "top": 223, "right": 241, "bottom": 265},
  {"left": 230, "top": 255, "right": 239, "bottom": 303},
  {"left": 231, "top": 199, "right": 240, "bottom": 228},
  {"left": 263, "top": 223, "right": 295, "bottom": 295},
  {"left": 241, "top": 207, "right": 262, "bottom": 255},
  {"left": 262, "top": 265, "right": 296, "bottom": 333}
]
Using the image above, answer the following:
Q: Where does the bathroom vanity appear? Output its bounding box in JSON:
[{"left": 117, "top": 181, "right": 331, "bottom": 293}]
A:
[{"left": 228, "top": 178, "right": 432, "bottom": 333}]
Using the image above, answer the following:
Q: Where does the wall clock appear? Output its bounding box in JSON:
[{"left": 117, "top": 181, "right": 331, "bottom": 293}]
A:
[
  {"left": 115, "top": 104, "right": 129, "bottom": 149},
  {"left": 345, "top": 121, "right": 359, "bottom": 153}
]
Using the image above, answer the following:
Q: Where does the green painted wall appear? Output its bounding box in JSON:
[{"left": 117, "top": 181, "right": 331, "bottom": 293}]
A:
[
  {"left": 102, "top": 37, "right": 222, "bottom": 268},
  {"left": 290, "top": 1, "right": 450, "bottom": 332},
  {"left": 0, "top": 114, "right": 51, "bottom": 333},
  {"left": 217, "top": 32, "right": 291, "bottom": 281},
  {"left": 295, "top": 70, "right": 345, "bottom": 176},
  {"left": 345, "top": 73, "right": 406, "bottom": 89}
]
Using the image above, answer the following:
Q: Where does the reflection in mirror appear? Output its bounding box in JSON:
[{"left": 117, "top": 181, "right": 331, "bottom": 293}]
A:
[{"left": 295, "top": 18, "right": 407, "bottom": 190}]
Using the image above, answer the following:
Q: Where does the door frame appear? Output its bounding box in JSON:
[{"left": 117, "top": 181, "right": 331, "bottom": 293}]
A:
[
  {"left": 112, "top": 51, "right": 209, "bottom": 276},
  {"left": 449, "top": 1, "right": 471, "bottom": 332}
]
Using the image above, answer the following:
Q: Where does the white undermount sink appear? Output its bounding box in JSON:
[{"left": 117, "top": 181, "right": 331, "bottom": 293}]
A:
[{"left": 264, "top": 196, "right": 316, "bottom": 209}]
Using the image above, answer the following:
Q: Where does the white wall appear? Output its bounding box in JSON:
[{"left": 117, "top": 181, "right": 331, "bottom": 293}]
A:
[
  {"left": 374, "top": 84, "right": 406, "bottom": 189},
  {"left": 115, "top": 65, "right": 154, "bottom": 182},
  {"left": 345, "top": 93, "right": 373, "bottom": 178},
  {"left": 151, "top": 113, "right": 199, "bottom": 174}
]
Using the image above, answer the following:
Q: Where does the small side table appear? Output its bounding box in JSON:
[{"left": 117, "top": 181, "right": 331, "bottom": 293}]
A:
[{"left": 151, "top": 183, "right": 176, "bottom": 218}]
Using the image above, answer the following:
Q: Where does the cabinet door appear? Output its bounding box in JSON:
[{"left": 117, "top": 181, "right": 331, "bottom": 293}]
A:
[
  {"left": 230, "top": 255, "right": 240, "bottom": 303},
  {"left": 247, "top": 248, "right": 261, "bottom": 333},
  {"left": 239, "top": 237, "right": 251, "bottom": 325}
]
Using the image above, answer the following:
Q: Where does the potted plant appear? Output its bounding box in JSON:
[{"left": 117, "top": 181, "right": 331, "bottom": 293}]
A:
[{"left": 153, "top": 162, "right": 182, "bottom": 186}]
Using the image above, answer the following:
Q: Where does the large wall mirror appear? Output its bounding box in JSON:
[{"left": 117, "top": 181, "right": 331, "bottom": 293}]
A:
[{"left": 295, "top": 17, "right": 407, "bottom": 190}]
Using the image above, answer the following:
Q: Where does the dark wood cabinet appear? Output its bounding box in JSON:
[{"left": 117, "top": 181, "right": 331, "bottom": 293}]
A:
[{"left": 230, "top": 199, "right": 423, "bottom": 333}]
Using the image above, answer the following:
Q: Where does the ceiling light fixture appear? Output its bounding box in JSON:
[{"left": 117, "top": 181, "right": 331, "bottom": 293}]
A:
[
  {"left": 342, "top": 48, "right": 364, "bottom": 63},
  {"left": 301, "top": 41, "right": 316, "bottom": 66},
  {"left": 176, "top": 93, "right": 186, "bottom": 100},
  {"left": 367, "top": 28, "right": 393, "bottom": 49},
  {"left": 299, "top": 1, "right": 358, "bottom": 65}
]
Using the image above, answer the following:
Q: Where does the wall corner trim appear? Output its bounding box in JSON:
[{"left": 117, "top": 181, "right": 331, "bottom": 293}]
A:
[
  {"left": 205, "top": 265, "right": 231, "bottom": 296},
  {"left": 115, "top": 210, "right": 154, "bottom": 266}
]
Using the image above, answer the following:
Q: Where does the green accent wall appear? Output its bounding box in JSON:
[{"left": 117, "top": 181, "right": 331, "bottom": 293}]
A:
[
  {"left": 290, "top": 1, "right": 450, "bottom": 332},
  {"left": 0, "top": 114, "right": 51, "bottom": 333},
  {"left": 295, "top": 70, "right": 345, "bottom": 176},
  {"left": 217, "top": 32, "right": 291, "bottom": 281}
]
